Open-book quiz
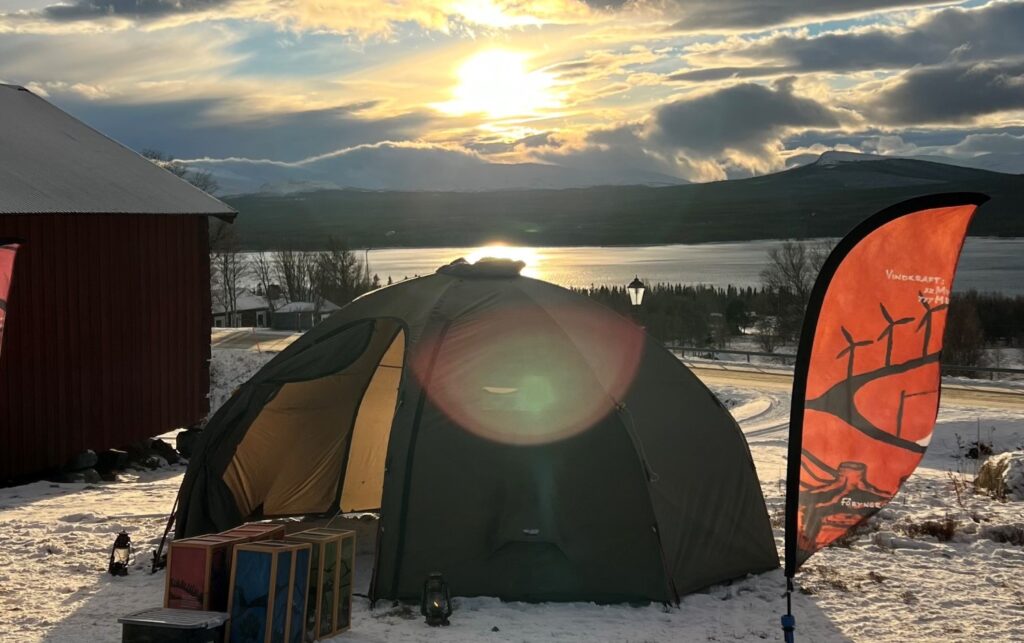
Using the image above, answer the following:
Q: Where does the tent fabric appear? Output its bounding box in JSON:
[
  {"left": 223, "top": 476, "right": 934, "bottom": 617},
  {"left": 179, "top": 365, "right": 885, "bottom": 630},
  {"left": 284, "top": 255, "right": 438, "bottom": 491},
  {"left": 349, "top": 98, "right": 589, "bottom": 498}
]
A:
[{"left": 176, "top": 259, "right": 778, "bottom": 603}]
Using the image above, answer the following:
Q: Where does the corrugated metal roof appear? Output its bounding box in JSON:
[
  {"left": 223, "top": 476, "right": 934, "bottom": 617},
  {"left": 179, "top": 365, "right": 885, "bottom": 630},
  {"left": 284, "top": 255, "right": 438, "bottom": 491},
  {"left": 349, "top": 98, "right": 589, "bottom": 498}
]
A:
[{"left": 0, "top": 84, "right": 236, "bottom": 218}]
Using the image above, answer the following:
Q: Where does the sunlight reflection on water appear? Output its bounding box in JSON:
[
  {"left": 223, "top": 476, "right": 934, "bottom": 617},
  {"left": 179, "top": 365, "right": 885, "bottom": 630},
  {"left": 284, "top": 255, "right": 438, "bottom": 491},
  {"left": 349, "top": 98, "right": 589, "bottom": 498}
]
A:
[{"left": 363, "top": 238, "right": 1024, "bottom": 294}]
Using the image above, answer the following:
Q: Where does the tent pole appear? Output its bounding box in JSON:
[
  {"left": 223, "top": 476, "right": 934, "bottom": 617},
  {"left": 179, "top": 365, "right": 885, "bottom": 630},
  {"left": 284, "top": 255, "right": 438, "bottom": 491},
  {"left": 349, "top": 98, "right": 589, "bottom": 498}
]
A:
[
  {"left": 781, "top": 576, "right": 795, "bottom": 642},
  {"left": 151, "top": 492, "right": 179, "bottom": 573}
]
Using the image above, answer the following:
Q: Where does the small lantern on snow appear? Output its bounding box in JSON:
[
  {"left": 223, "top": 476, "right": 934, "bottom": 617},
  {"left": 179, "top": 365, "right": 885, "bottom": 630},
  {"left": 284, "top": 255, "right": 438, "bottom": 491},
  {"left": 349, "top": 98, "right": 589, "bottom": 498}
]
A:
[
  {"left": 108, "top": 530, "right": 132, "bottom": 577},
  {"left": 627, "top": 276, "right": 646, "bottom": 307},
  {"left": 420, "top": 572, "right": 452, "bottom": 626}
]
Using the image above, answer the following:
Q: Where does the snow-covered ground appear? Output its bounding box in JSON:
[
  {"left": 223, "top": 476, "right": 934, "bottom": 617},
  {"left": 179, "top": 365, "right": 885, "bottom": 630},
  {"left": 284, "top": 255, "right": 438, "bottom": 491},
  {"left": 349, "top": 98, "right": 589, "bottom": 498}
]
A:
[{"left": 1, "top": 346, "right": 1022, "bottom": 642}]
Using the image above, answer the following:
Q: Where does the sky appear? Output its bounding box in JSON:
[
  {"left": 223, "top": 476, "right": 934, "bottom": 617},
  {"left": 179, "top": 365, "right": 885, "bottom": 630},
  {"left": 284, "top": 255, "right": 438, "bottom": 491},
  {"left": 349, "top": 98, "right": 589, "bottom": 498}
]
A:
[{"left": 2, "top": 0, "right": 1023, "bottom": 189}]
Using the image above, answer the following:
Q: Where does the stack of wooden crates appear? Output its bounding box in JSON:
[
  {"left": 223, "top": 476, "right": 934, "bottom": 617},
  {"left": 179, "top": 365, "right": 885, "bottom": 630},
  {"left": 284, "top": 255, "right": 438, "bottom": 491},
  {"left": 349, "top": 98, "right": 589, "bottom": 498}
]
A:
[
  {"left": 165, "top": 522, "right": 355, "bottom": 642},
  {"left": 165, "top": 523, "right": 285, "bottom": 612},
  {"left": 287, "top": 528, "right": 355, "bottom": 639}
]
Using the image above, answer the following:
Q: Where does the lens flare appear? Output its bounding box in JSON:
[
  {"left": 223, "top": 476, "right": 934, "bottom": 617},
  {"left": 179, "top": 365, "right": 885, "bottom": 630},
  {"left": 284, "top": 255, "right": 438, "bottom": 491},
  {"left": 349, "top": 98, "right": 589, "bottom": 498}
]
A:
[{"left": 411, "top": 300, "right": 645, "bottom": 446}]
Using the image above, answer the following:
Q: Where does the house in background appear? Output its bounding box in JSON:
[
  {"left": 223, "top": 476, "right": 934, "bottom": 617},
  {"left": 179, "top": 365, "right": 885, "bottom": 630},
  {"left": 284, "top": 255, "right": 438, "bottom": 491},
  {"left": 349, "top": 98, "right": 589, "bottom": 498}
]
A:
[
  {"left": 0, "top": 84, "right": 236, "bottom": 479},
  {"left": 272, "top": 299, "right": 342, "bottom": 331},
  {"left": 212, "top": 288, "right": 285, "bottom": 328}
]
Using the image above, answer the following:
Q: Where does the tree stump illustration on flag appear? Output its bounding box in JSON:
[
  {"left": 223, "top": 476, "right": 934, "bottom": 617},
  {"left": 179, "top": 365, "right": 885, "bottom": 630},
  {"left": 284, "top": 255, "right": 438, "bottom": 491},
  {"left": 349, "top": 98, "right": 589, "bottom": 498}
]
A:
[{"left": 785, "top": 194, "right": 986, "bottom": 573}]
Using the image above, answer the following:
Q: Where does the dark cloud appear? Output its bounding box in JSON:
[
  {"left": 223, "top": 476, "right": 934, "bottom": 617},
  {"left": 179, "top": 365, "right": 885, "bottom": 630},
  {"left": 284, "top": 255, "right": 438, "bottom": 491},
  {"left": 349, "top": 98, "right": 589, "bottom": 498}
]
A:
[
  {"left": 868, "top": 61, "right": 1024, "bottom": 125},
  {"left": 675, "top": 2, "right": 1024, "bottom": 81},
  {"left": 665, "top": 0, "right": 938, "bottom": 31},
  {"left": 652, "top": 78, "right": 844, "bottom": 156},
  {"left": 40, "top": 0, "right": 229, "bottom": 21}
]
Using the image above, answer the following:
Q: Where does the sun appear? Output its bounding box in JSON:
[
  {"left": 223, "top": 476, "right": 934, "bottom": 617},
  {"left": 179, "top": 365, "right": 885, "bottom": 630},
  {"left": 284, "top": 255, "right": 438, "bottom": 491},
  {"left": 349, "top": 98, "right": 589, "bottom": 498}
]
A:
[{"left": 436, "top": 50, "right": 560, "bottom": 119}]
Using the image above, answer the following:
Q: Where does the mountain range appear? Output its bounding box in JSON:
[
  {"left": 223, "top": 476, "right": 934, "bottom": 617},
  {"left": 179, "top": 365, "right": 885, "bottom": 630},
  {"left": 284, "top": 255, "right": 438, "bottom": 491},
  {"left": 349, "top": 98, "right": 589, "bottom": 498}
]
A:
[
  {"left": 190, "top": 143, "right": 685, "bottom": 195},
  {"left": 221, "top": 153, "right": 1024, "bottom": 250}
]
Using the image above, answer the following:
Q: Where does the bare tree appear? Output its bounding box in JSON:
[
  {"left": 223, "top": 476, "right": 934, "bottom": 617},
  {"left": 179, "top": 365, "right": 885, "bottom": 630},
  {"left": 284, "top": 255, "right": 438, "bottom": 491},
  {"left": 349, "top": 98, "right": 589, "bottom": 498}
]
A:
[
  {"left": 142, "top": 149, "right": 219, "bottom": 194},
  {"left": 142, "top": 149, "right": 188, "bottom": 178},
  {"left": 758, "top": 240, "right": 833, "bottom": 344},
  {"left": 313, "top": 238, "right": 369, "bottom": 308},
  {"left": 760, "top": 240, "right": 831, "bottom": 304},
  {"left": 273, "top": 250, "right": 316, "bottom": 303},
  {"left": 250, "top": 251, "right": 280, "bottom": 313},
  {"left": 186, "top": 169, "right": 220, "bottom": 195},
  {"left": 210, "top": 221, "right": 247, "bottom": 326}
]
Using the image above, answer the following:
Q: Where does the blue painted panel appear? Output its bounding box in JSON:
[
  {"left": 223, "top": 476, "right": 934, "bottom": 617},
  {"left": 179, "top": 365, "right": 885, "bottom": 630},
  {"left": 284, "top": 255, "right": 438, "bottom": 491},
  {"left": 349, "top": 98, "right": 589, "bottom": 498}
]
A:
[
  {"left": 230, "top": 550, "right": 271, "bottom": 643},
  {"left": 270, "top": 551, "right": 292, "bottom": 643}
]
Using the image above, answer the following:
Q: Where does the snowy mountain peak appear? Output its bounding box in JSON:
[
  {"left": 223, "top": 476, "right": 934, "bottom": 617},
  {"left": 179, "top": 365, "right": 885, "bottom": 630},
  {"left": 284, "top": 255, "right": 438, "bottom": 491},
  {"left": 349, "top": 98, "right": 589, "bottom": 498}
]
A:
[{"left": 814, "top": 150, "right": 888, "bottom": 166}]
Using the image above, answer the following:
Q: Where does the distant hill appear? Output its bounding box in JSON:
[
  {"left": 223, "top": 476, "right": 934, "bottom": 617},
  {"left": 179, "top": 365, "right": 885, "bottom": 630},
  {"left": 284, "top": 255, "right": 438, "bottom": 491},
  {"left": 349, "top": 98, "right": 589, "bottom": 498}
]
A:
[
  {"left": 223, "top": 156, "right": 1024, "bottom": 249},
  {"left": 788, "top": 149, "right": 1024, "bottom": 175},
  {"left": 190, "top": 143, "right": 685, "bottom": 195}
]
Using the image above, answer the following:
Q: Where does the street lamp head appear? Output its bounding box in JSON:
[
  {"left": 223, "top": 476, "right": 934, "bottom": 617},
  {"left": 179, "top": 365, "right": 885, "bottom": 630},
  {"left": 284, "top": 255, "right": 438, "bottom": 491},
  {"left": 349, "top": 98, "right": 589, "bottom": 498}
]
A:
[{"left": 627, "top": 276, "right": 645, "bottom": 307}]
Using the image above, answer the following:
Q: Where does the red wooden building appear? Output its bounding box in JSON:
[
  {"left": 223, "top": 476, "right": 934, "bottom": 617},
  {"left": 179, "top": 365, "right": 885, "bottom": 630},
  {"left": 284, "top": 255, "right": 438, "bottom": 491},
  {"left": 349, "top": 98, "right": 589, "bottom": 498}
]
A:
[{"left": 0, "top": 84, "right": 236, "bottom": 479}]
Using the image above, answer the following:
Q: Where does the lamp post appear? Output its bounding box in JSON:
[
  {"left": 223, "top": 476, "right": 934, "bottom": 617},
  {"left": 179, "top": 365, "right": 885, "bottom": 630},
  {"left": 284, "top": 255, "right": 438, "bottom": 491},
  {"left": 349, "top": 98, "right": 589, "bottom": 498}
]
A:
[{"left": 627, "top": 276, "right": 646, "bottom": 307}]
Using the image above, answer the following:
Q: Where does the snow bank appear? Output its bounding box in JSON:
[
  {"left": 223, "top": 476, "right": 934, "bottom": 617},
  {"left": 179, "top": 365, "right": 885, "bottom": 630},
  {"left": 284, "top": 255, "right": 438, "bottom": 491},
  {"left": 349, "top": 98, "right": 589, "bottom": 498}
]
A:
[
  {"left": 208, "top": 349, "right": 276, "bottom": 416},
  {"left": 976, "top": 451, "right": 1024, "bottom": 500}
]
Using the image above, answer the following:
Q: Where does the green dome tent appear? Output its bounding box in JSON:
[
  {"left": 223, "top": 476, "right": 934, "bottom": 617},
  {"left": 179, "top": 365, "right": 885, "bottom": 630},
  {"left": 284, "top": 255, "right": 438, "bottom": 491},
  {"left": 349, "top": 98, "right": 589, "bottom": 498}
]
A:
[{"left": 176, "top": 258, "right": 777, "bottom": 603}]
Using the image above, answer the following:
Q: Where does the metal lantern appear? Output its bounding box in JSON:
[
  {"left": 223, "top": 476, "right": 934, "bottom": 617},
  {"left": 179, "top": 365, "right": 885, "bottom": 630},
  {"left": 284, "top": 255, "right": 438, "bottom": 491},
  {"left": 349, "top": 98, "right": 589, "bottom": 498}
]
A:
[
  {"left": 420, "top": 572, "right": 452, "bottom": 627},
  {"left": 108, "top": 530, "right": 132, "bottom": 577},
  {"left": 627, "top": 276, "right": 646, "bottom": 307}
]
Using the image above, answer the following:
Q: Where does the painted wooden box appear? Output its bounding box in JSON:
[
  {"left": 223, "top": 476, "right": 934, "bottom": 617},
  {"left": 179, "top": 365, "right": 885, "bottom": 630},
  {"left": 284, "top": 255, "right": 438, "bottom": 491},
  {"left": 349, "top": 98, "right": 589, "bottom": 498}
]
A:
[
  {"left": 227, "top": 541, "right": 311, "bottom": 643},
  {"left": 165, "top": 534, "right": 247, "bottom": 612},
  {"left": 221, "top": 523, "right": 286, "bottom": 543},
  {"left": 286, "top": 528, "right": 355, "bottom": 641}
]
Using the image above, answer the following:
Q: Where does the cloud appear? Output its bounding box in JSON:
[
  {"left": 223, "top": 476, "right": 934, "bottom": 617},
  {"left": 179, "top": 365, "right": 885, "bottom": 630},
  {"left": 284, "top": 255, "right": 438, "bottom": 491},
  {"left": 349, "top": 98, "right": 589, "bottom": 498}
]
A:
[
  {"left": 674, "top": 2, "right": 1024, "bottom": 81},
  {"left": 651, "top": 78, "right": 849, "bottom": 158},
  {"left": 519, "top": 78, "right": 856, "bottom": 181},
  {"left": 867, "top": 60, "right": 1024, "bottom": 125},
  {"left": 947, "top": 131, "right": 1024, "bottom": 155},
  {"left": 54, "top": 96, "right": 437, "bottom": 161},
  {"left": 40, "top": 0, "right": 228, "bottom": 22},
  {"left": 662, "top": 0, "right": 942, "bottom": 31},
  {"left": 4, "top": 0, "right": 597, "bottom": 36}
]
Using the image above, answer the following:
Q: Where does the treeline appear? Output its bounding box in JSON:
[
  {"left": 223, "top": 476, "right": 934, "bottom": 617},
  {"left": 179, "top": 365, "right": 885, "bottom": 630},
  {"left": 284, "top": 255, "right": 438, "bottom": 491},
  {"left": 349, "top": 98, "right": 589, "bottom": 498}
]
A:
[
  {"left": 572, "top": 284, "right": 765, "bottom": 347},
  {"left": 573, "top": 283, "right": 1024, "bottom": 359}
]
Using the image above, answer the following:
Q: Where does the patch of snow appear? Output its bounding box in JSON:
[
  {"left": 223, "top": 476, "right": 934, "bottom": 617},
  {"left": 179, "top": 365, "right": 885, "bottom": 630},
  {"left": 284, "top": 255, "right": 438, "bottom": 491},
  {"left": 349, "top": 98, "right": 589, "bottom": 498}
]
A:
[{"left": 1, "top": 345, "right": 1023, "bottom": 641}]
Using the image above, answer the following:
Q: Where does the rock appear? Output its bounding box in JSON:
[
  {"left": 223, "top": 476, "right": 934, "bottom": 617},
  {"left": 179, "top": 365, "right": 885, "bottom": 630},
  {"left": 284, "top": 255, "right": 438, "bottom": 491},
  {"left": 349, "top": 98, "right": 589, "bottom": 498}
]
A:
[
  {"left": 96, "top": 449, "right": 129, "bottom": 473},
  {"left": 65, "top": 449, "right": 98, "bottom": 471},
  {"left": 975, "top": 451, "right": 1024, "bottom": 500},
  {"left": 150, "top": 438, "right": 180, "bottom": 465},
  {"left": 175, "top": 428, "right": 203, "bottom": 459},
  {"left": 60, "top": 468, "right": 100, "bottom": 484},
  {"left": 124, "top": 439, "right": 154, "bottom": 461}
]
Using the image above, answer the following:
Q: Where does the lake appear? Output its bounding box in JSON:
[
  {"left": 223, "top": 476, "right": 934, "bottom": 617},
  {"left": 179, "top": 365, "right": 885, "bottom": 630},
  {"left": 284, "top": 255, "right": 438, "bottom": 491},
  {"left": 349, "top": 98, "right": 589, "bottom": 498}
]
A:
[{"left": 364, "top": 237, "right": 1024, "bottom": 295}]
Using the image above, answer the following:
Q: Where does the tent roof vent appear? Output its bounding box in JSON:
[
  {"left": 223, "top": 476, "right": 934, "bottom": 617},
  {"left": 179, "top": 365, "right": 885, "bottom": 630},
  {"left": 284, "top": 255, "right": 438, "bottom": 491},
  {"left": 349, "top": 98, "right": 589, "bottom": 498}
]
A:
[{"left": 437, "top": 257, "right": 525, "bottom": 279}]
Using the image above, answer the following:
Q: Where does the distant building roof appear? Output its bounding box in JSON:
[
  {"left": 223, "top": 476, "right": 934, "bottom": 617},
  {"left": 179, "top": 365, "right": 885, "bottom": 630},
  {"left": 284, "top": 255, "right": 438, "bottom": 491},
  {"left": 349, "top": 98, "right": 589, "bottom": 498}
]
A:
[
  {"left": 0, "top": 84, "right": 236, "bottom": 218},
  {"left": 212, "top": 289, "right": 285, "bottom": 314},
  {"left": 275, "top": 300, "right": 342, "bottom": 314}
]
